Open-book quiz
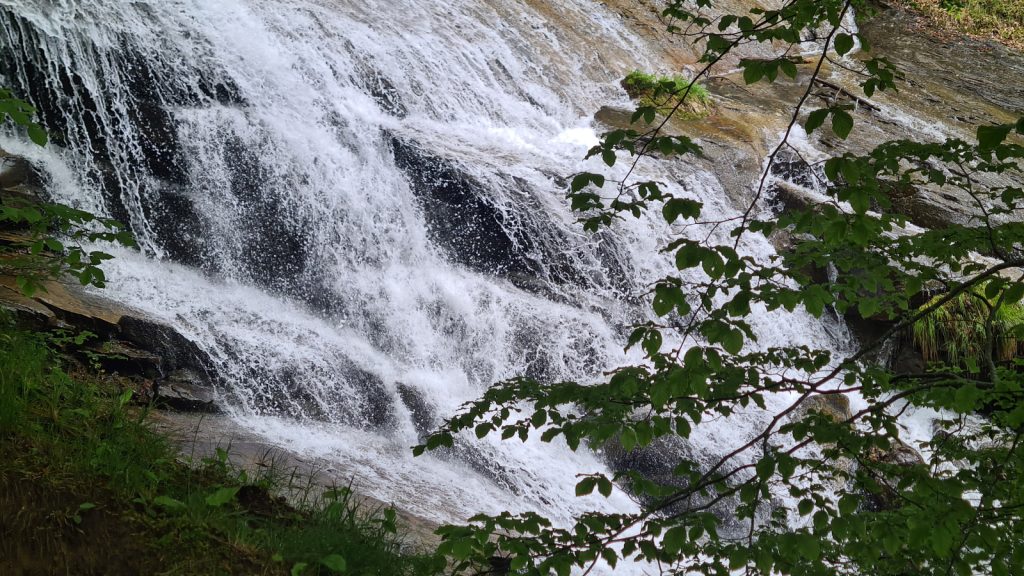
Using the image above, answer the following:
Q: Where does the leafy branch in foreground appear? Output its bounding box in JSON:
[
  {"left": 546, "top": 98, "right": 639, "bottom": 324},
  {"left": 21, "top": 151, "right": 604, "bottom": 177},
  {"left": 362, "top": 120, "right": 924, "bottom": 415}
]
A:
[
  {"left": 0, "top": 88, "right": 134, "bottom": 295},
  {"left": 417, "top": 1, "right": 1024, "bottom": 575}
]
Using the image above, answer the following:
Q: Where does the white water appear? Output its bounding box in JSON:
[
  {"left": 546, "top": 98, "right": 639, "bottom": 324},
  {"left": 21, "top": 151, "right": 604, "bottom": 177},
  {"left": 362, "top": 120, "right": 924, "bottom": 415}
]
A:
[{"left": 0, "top": 0, "right": 858, "bottom": 569}]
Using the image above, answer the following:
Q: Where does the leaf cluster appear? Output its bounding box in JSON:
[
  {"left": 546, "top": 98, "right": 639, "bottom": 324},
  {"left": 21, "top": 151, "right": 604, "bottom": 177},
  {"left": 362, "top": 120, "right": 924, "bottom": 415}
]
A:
[{"left": 414, "top": 1, "right": 1024, "bottom": 574}]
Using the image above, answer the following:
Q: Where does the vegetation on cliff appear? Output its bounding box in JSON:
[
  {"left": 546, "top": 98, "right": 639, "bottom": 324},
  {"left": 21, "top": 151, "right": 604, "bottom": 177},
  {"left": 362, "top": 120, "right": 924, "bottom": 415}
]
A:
[
  {"left": 899, "top": 0, "right": 1024, "bottom": 46},
  {"left": 911, "top": 285, "right": 1024, "bottom": 366},
  {"left": 621, "top": 70, "right": 712, "bottom": 120}
]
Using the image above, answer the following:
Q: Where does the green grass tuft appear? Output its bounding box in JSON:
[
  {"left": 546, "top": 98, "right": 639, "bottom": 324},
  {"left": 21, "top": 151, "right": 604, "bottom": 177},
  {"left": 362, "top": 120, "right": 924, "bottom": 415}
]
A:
[
  {"left": 621, "top": 70, "right": 712, "bottom": 119},
  {"left": 911, "top": 284, "right": 1024, "bottom": 368}
]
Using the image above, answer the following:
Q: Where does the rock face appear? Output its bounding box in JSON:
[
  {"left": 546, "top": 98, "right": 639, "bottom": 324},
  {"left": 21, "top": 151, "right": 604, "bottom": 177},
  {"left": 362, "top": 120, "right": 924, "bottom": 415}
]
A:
[
  {"left": 0, "top": 155, "right": 219, "bottom": 413},
  {"left": 0, "top": 276, "right": 221, "bottom": 412}
]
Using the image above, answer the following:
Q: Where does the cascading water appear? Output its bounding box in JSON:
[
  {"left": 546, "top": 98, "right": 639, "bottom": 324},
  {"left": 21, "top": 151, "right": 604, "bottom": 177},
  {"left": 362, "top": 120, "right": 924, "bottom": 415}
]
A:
[{"left": 0, "top": 0, "right": 858, "bottom": 556}]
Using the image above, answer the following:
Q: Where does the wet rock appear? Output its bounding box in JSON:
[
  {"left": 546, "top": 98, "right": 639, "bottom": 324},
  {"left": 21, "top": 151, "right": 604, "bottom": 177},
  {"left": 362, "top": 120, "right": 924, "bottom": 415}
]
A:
[
  {"left": 0, "top": 152, "right": 39, "bottom": 190},
  {"left": 859, "top": 438, "right": 926, "bottom": 512},
  {"left": 85, "top": 341, "right": 163, "bottom": 380},
  {"left": 602, "top": 434, "right": 690, "bottom": 491},
  {"left": 155, "top": 369, "right": 220, "bottom": 413},
  {"left": 0, "top": 278, "right": 123, "bottom": 335},
  {"left": 118, "top": 315, "right": 214, "bottom": 377},
  {"left": 601, "top": 433, "right": 752, "bottom": 536},
  {"left": 139, "top": 182, "right": 211, "bottom": 269},
  {"left": 397, "top": 383, "right": 436, "bottom": 439},
  {"left": 224, "top": 137, "right": 311, "bottom": 293},
  {"left": 0, "top": 284, "right": 57, "bottom": 326},
  {"left": 390, "top": 136, "right": 539, "bottom": 280},
  {"left": 891, "top": 337, "right": 926, "bottom": 375},
  {"left": 791, "top": 394, "right": 853, "bottom": 423}
]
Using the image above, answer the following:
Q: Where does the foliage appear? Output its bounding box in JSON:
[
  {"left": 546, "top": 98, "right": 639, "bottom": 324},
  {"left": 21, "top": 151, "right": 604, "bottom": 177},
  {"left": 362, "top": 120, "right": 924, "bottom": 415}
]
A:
[
  {"left": 912, "top": 284, "right": 1024, "bottom": 366},
  {"left": 416, "top": 1, "right": 1024, "bottom": 575},
  {"left": 0, "top": 88, "right": 133, "bottom": 295},
  {"left": 622, "top": 70, "right": 712, "bottom": 119},
  {"left": 902, "top": 0, "right": 1024, "bottom": 46},
  {"left": 0, "top": 318, "right": 444, "bottom": 575}
]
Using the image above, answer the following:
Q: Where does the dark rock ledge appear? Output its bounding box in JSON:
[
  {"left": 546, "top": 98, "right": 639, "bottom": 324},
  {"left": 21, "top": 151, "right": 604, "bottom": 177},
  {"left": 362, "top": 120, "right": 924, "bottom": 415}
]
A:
[{"left": 0, "top": 151, "right": 218, "bottom": 413}]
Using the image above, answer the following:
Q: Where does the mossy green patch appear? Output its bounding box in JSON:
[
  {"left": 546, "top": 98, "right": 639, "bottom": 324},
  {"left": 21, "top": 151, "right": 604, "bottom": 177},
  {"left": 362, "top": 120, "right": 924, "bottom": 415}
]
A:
[{"left": 621, "top": 70, "right": 713, "bottom": 120}]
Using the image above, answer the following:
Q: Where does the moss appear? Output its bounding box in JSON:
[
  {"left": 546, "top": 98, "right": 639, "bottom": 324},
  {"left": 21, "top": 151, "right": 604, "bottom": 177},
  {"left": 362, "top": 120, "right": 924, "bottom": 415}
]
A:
[
  {"left": 621, "top": 70, "right": 713, "bottom": 120},
  {"left": 911, "top": 284, "right": 1024, "bottom": 368}
]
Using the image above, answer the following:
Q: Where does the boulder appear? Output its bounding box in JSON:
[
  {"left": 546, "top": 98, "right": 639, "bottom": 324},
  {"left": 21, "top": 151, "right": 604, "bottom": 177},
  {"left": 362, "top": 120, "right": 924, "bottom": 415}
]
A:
[
  {"left": 0, "top": 276, "right": 220, "bottom": 412},
  {"left": 0, "top": 283, "right": 57, "bottom": 326},
  {"left": 117, "top": 314, "right": 214, "bottom": 377},
  {"left": 154, "top": 369, "right": 220, "bottom": 413},
  {"left": 83, "top": 340, "right": 163, "bottom": 380},
  {"left": 791, "top": 394, "right": 853, "bottom": 423}
]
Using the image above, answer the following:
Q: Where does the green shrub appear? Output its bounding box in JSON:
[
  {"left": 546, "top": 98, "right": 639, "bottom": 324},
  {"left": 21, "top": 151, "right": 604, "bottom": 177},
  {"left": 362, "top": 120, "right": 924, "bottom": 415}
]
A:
[
  {"left": 621, "top": 70, "right": 712, "bottom": 119},
  {"left": 911, "top": 285, "right": 1024, "bottom": 367}
]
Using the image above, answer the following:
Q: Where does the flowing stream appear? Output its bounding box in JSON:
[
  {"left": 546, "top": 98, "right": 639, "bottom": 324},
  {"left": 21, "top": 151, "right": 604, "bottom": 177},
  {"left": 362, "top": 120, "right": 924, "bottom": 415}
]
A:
[{"left": 0, "top": 0, "right": 964, "bottom": 566}]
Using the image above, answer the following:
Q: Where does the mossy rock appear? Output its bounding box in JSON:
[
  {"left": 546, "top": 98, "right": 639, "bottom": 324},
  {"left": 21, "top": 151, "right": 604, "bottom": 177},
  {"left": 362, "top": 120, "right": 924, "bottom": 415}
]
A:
[
  {"left": 620, "top": 70, "right": 714, "bottom": 120},
  {"left": 859, "top": 438, "right": 926, "bottom": 512}
]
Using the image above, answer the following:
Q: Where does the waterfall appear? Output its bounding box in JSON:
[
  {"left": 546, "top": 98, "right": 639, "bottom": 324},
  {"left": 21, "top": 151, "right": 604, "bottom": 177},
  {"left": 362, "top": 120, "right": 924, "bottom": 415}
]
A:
[{"left": 0, "top": 0, "right": 854, "bottom": 549}]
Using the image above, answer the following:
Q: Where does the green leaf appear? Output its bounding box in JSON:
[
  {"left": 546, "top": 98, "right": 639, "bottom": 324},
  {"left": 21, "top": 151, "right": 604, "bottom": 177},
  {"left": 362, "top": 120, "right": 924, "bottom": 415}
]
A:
[
  {"left": 755, "top": 457, "right": 775, "bottom": 480},
  {"left": 602, "top": 148, "right": 617, "bottom": 167},
  {"left": 831, "top": 110, "right": 854, "bottom": 139},
  {"left": 153, "top": 495, "right": 187, "bottom": 511},
  {"left": 838, "top": 494, "right": 859, "bottom": 516},
  {"left": 205, "top": 486, "right": 240, "bottom": 507},
  {"left": 662, "top": 198, "right": 702, "bottom": 224},
  {"left": 978, "top": 124, "right": 1012, "bottom": 150},
  {"left": 27, "top": 123, "right": 48, "bottom": 146},
  {"left": 1003, "top": 282, "right": 1024, "bottom": 304},
  {"left": 780, "top": 59, "right": 798, "bottom": 79},
  {"left": 805, "top": 108, "right": 830, "bottom": 134},
  {"left": 834, "top": 33, "right": 854, "bottom": 56},
  {"left": 798, "top": 535, "right": 821, "bottom": 560},
  {"left": 320, "top": 554, "right": 347, "bottom": 572},
  {"left": 663, "top": 526, "right": 687, "bottom": 554},
  {"left": 291, "top": 563, "right": 309, "bottom": 576},
  {"left": 742, "top": 61, "right": 764, "bottom": 84},
  {"left": 576, "top": 477, "right": 597, "bottom": 496},
  {"left": 570, "top": 173, "right": 605, "bottom": 192},
  {"left": 722, "top": 329, "right": 744, "bottom": 354}
]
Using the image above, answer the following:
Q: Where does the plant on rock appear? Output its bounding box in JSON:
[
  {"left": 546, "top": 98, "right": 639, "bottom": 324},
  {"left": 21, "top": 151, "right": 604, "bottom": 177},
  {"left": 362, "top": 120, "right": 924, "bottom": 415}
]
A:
[
  {"left": 911, "top": 285, "right": 1024, "bottom": 367},
  {"left": 621, "top": 70, "right": 712, "bottom": 120}
]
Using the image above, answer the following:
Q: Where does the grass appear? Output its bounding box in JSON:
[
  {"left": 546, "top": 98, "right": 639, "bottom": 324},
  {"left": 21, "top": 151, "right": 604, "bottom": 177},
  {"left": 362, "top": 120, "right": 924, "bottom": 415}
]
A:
[
  {"left": 621, "top": 70, "right": 712, "bottom": 120},
  {"left": 911, "top": 285, "right": 1024, "bottom": 368},
  {"left": 899, "top": 0, "right": 1024, "bottom": 47},
  {"left": 0, "top": 318, "right": 444, "bottom": 576}
]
